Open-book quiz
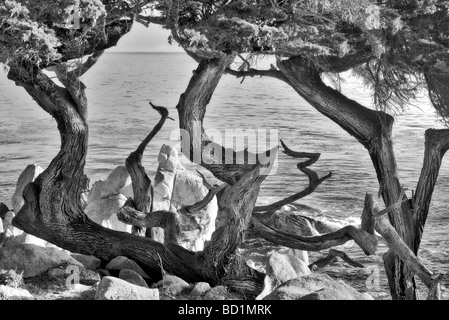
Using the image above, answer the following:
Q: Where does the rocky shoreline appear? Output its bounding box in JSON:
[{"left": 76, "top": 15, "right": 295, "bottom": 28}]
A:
[
  {"left": 1, "top": 149, "right": 374, "bottom": 301},
  {"left": 0, "top": 241, "right": 373, "bottom": 301}
]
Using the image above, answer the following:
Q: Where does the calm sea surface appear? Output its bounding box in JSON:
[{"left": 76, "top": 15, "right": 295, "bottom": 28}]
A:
[{"left": 0, "top": 52, "right": 448, "bottom": 299}]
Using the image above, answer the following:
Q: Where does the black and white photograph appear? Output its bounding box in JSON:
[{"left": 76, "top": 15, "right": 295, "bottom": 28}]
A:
[{"left": 0, "top": 0, "right": 448, "bottom": 309}]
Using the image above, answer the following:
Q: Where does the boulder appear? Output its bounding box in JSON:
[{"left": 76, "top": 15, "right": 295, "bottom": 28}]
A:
[
  {"left": 189, "top": 282, "right": 211, "bottom": 297},
  {"left": 79, "top": 269, "right": 101, "bottom": 286},
  {"left": 152, "top": 145, "right": 181, "bottom": 244},
  {"left": 263, "top": 273, "right": 371, "bottom": 300},
  {"left": 84, "top": 194, "right": 131, "bottom": 233},
  {"left": 0, "top": 218, "right": 3, "bottom": 234},
  {"left": 68, "top": 283, "right": 94, "bottom": 293},
  {"left": 287, "top": 248, "right": 309, "bottom": 265},
  {"left": 94, "top": 276, "right": 159, "bottom": 300},
  {"left": 10, "top": 233, "right": 48, "bottom": 247},
  {"left": 100, "top": 166, "right": 133, "bottom": 199},
  {"left": 256, "top": 251, "right": 311, "bottom": 300},
  {"left": 48, "top": 266, "right": 100, "bottom": 285},
  {"left": 12, "top": 164, "right": 43, "bottom": 215},
  {"left": 157, "top": 274, "right": 191, "bottom": 296},
  {"left": 106, "top": 256, "right": 150, "bottom": 280},
  {"left": 71, "top": 254, "right": 101, "bottom": 271},
  {"left": 0, "top": 242, "right": 83, "bottom": 278},
  {"left": 171, "top": 169, "right": 218, "bottom": 251},
  {"left": 86, "top": 180, "right": 105, "bottom": 204},
  {"left": 0, "top": 285, "right": 33, "bottom": 300},
  {"left": 47, "top": 268, "right": 66, "bottom": 280},
  {"left": 119, "top": 269, "right": 149, "bottom": 288},
  {"left": 203, "top": 286, "right": 240, "bottom": 300}
]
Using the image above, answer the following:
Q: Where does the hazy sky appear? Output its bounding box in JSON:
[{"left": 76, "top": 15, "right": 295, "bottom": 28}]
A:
[{"left": 108, "top": 23, "right": 184, "bottom": 52}]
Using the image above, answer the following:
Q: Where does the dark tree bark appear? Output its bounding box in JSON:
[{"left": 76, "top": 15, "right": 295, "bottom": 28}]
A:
[{"left": 124, "top": 103, "right": 173, "bottom": 240}]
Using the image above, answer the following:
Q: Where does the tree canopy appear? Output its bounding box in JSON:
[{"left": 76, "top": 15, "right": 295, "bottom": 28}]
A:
[
  {"left": 146, "top": 0, "right": 449, "bottom": 122},
  {"left": 0, "top": 0, "right": 148, "bottom": 73}
]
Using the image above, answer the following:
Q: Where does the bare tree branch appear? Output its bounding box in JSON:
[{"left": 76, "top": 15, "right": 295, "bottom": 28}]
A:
[
  {"left": 251, "top": 217, "right": 378, "bottom": 255},
  {"left": 126, "top": 103, "right": 172, "bottom": 237},
  {"left": 253, "top": 140, "right": 332, "bottom": 213},
  {"left": 225, "top": 67, "right": 287, "bottom": 83}
]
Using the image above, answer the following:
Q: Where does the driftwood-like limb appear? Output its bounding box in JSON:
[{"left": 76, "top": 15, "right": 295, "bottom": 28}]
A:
[
  {"left": 365, "top": 193, "right": 443, "bottom": 300},
  {"left": 253, "top": 140, "right": 332, "bottom": 213},
  {"left": 413, "top": 129, "right": 449, "bottom": 252},
  {"left": 309, "top": 249, "right": 364, "bottom": 269},
  {"left": 251, "top": 217, "right": 378, "bottom": 255},
  {"left": 125, "top": 102, "right": 172, "bottom": 238}
]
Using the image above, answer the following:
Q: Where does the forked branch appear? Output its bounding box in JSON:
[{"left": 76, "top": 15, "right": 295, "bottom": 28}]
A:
[
  {"left": 253, "top": 139, "right": 332, "bottom": 213},
  {"left": 126, "top": 102, "right": 173, "bottom": 236}
]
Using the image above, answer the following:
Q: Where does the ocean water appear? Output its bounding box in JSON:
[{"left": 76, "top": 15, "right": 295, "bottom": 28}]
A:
[{"left": 0, "top": 52, "right": 448, "bottom": 299}]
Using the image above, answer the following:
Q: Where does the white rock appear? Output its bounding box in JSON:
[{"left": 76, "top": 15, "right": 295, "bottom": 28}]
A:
[
  {"left": 101, "top": 166, "right": 133, "bottom": 199},
  {"left": 263, "top": 273, "right": 371, "bottom": 300},
  {"left": 13, "top": 233, "right": 48, "bottom": 247},
  {"left": 0, "top": 285, "right": 33, "bottom": 300},
  {"left": 12, "top": 164, "right": 43, "bottom": 215},
  {"left": 153, "top": 145, "right": 179, "bottom": 211},
  {"left": 86, "top": 180, "right": 105, "bottom": 204},
  {"left": 2, "top": 211, "right": 22, "bottom": 237},
  {"left": 94, "top": 276, "right": 159, "bottom": 300},
  {"left": 84, "top": 194, "right": 131, "bottom": 233},
  {"left": 256, "top": 251, "right": 311, "bottom": 300},
  {"left": 288, "top": 248, "right": 309, "bottom": 265},
  {"left": 171, "top": 169, "right": 218, "bottom": 251}
]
